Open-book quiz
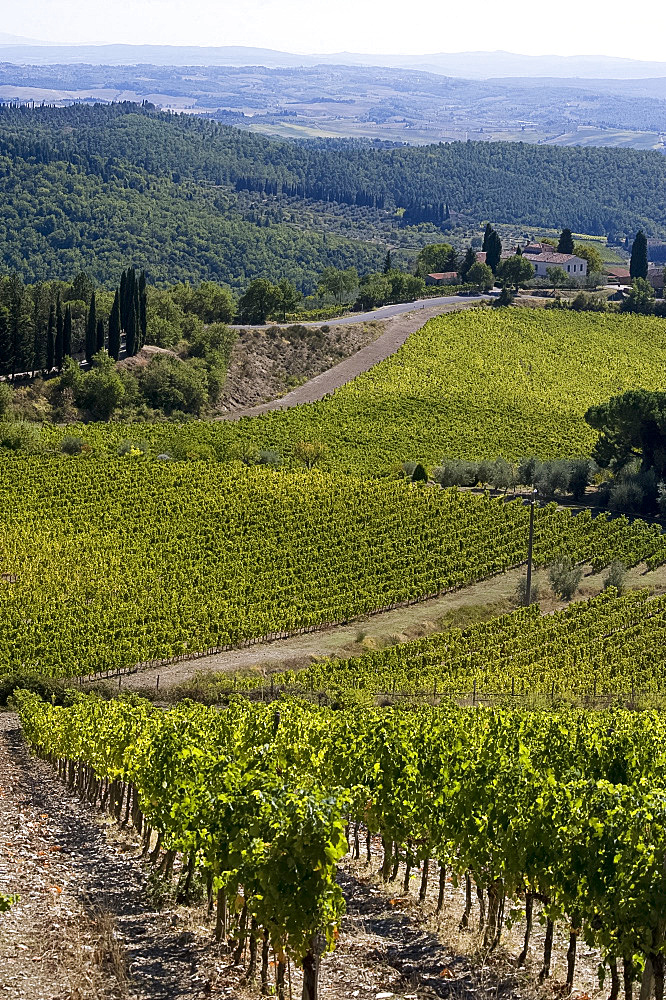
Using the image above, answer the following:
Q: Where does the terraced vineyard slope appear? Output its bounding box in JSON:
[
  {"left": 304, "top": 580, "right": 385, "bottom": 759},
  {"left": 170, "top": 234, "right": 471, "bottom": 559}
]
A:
[{"left": 1, "top": 456, "right": 664, "bottom": 679}]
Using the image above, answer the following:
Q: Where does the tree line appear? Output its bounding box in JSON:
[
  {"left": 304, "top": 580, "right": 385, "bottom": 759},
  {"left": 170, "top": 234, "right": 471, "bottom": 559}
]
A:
[{"left": 0, "top": 268, "right": 148, "bottom": 378}]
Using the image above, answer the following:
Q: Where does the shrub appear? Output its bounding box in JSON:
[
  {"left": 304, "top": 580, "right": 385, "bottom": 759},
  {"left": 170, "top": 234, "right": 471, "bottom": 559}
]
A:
[
  {"left": 1, "top": 671, "right": 67, "bottom": 706},
  {"left": 257, "top": 449, "right": 281, "bottom": 467},
  {"left": 608, "top": 471, "right": 657, "bottom": 515},
  {"left": 476, "top": 458, "right": 495, "bottom": 486},
  {"left": 548, "top": 557, "right": 583, "bottom": 600},
  {"left": 117, "top": 439, "right": 149, "bottom": 458},
  {"left": 433, "top": 458, "right": 478, "bottom": 488},
  {"left": 568, "top": 458, "right": 594, "bottom": 501},
  {"left": 60, "top": 435, "right": 90, "bottom": 456},
  {"left": 293, "top": 440, "right": 327, "bottom": 469},
  {"left": 659, "top": 482, "right": 666, "bottom": 517},
  {"left": 0, "top": 421, "right": 41, "bottom": 453},
  {"left": 535, "top": 460, "right": 571, "bottom": 497},
  {"left": 0, "top": 383, "right": 12, "bottom": 420},
  {"left": 603, "top": 561, "right": 627, "bottom": 595},
  {"left": 411, "top": 463, "right": 428, "bottom": 483},
  {"left": 187, "top": 322, "right": 237, "bottom": 365},
  {"left": 489, "top": 456, "right": 516, "bottom": 491},
  {"left": 515, "top": 575, "right": 541, "bottom": 606},
  {"left": 571, "top": 291, "right": 608, "bottom": 312},
  {"left": 494, "top": 285, "right": 515, "bottom": 307},
  {"left": 140, "top": 355, "right": 208, "bottom": 416},
  {"left": 621, "top": 278, "right": 655, "bottom": 315},
  {"left": 517, "top": 456, "right": 539, "bottom": 486}
]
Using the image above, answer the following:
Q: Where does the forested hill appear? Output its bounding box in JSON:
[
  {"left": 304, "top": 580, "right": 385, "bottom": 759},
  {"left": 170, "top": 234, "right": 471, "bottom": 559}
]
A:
[
  {"left": 1, "top": 102, "right": 665, "bottom": 285},
  {"left": 0, "top": 102, "right": 391, "bottom": 288}
]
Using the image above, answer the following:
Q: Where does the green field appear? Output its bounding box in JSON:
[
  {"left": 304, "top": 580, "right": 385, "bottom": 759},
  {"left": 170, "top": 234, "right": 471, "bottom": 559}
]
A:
[{"left": 2, "top": 455, "right": 665, "bottom": 678}]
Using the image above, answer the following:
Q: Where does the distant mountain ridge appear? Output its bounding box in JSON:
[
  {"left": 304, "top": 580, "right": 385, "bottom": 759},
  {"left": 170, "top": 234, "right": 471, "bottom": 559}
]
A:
[
  {"left": 1, "top": 43, "right": 666, "bottom": 79},
  {"left": 0, "top": 33, "right": 43, "bottom": 45}
]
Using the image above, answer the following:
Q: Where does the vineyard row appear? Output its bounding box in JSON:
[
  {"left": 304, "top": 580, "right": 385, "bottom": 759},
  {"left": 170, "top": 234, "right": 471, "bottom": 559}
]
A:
[
  {"left": 15, "top": 694, "right": 666, "bottom": 1000},
  {"left": 1, "top": 459, "right": 664, "bottom": 679}
]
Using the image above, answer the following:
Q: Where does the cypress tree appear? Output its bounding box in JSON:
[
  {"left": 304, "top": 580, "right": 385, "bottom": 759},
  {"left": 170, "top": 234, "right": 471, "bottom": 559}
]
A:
[
  {"left": 55, "top": 297, "right": 64, "bottom": 370},
  {"left": 138, "top": 270, "right": 147, "bottom": 349},
  {"left": 482, "top": 223, "right": 493, "bottom": 252},
  {"left": 8, "top": 274, "right": 25, "bottom": 378},
  {"left": 32, "top": 284, "right": 45, "bottom": 374},
  {"left": 125, "top": 294, "right": 137, "bottom": 357},
  {"left": 486, "top": 230, "right": 503, "bottom": 274},
  {"left": 133, "top": 277, "right": 141, "bottom": 352},
  {"left": 557, "top": 228, "right": 575, "bottom": 254},
  {"left": 630, "top": 230, "right": 649, "bottom": 280},
  {"left": 383, "top": 250, "right": 393, "bottom": 274},
  {"left": 460, "top": 247, "right": 477, "bottom": 282},
  {"left": 85, "top": 291, "right": 97, "bottom": 363},
  {"left": 119, "top": 270, "right": 128, "bottom": 331},
  {"left": 108, "top": 289, "right": 121, "bottom": 360},
  {"left": 0, "top": 302, "right": 12, "bottom": 378},
  {"left": 96, "top": 318, "right": 105, "bottom": 352},
  {"left": 63, "top": 305, "right": 72, "bottom": 358},
  {"left": 46, "top": 303, "right": 55, "bottom": 371}
]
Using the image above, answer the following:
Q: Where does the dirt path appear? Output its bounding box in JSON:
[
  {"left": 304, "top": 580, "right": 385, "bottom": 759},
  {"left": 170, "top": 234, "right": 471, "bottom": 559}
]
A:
[
  {"left": 119, "top": 560, "right": 666, "bottom": 695},
  {"left": 219, "top": 297, "right": 487, "bottom": 420},
  {"left": 121, "top": 567, "right": 526, "bottom": 693},
  {"left": 0, "top": 713, "right": 211, "bottom": 1000},
  {"left": 332, "top": 842, "right": 604, "bottom": 1000}
]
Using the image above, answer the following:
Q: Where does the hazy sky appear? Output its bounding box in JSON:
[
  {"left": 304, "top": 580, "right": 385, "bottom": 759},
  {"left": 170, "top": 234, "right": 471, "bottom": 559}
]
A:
[{"left": 5, "top": 0, "right": 666, "bottom": 61}]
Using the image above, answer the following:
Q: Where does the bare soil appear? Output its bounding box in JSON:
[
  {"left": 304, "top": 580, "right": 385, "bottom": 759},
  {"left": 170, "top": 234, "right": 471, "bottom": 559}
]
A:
[
  {"left": 218, "top": 300, "right": 486, "bottom": 420},
  {"left": 220, "top": 320, "right": 386, "bottom": 411},
  {"left": 116, "top": 345, "right": 180, "bottom": 372},
  {"left": 0, "top": 713, "right": 212, "bottom": 999}
]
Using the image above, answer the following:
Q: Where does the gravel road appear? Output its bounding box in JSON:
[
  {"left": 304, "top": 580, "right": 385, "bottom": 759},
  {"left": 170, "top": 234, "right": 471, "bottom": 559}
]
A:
[{"left": 220, "top": 295, "right": 489, "bottom": 419}]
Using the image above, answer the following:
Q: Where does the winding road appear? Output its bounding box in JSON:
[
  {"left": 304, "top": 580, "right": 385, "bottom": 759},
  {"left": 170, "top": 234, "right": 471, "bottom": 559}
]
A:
[{"left": 221, "top": 293, "right": 490, "bottom": 419}]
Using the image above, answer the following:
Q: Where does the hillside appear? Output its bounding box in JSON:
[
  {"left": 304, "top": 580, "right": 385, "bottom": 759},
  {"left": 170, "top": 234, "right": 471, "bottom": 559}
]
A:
[
  {"left": 2, "top": 44, "right": 666, "bottom": 78},
  {"left": 1, "top": 103, "right": 666, "bottom": 287},
  {"left": 4, "top": 97, "right": 666, "bottom": 1000},
  {"left": 28, "top": 308, "right": 666, "bottom": 472}
]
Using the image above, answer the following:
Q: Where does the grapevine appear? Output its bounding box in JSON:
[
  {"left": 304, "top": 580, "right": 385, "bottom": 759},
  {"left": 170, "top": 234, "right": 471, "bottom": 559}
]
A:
[
  {"left": 16, "top": 691, "right": 666, "bottom": 997},
  {"left": 0, "top": 457, "right": 663, "bottom": 679}
]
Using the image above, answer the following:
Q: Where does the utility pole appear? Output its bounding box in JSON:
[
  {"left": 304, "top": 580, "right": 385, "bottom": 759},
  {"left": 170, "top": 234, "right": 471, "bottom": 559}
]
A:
[{"left": 525, "top": 488, "right": 538, "bottom": 605}]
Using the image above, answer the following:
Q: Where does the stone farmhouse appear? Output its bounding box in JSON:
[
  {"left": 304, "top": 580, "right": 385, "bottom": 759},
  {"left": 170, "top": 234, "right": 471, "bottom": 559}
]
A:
[
  {"left": 502, "top": 242, "right": 588, "bottom": 278},
  {"left": 474, "top": 243, "right": 588, "bottom": 278}
]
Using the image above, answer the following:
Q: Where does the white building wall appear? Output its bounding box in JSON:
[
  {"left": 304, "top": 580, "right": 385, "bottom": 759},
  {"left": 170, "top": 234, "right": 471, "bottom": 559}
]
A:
[{"left": 532, "top": 256, "right": 588, "bottom": 277}]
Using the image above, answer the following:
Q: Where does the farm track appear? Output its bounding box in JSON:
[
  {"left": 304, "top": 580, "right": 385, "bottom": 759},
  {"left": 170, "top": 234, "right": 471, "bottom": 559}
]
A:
[
  {"left": 118, "top": 560, "right": 666, "bottom": 695},
  {"left": 219, "top": 296, "right": 488, "bottom": 419}
]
